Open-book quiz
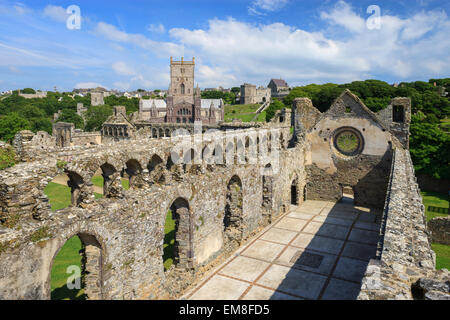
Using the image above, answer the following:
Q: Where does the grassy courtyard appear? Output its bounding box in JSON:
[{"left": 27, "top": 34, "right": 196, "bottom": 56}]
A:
[
  {"left": 421, "top": 191, "right": 450, "bottom": 270},
  {"left": 224, "top": 103, "right": 266, "bottom": 122}
]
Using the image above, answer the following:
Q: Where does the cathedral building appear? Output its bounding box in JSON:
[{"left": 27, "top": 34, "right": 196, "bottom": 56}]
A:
[{"left": 138, "top": 57, "right": 224, "bottom": 125}]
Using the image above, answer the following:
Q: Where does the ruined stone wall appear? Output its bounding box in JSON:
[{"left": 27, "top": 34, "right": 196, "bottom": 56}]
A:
[
  {"left": 358, "top": 148, "right": 449, "bottom": 300},
  {"left": 0, "top": 125, "right": 303, "bottom": 300},
  {"left": 303, "top": 92, "right": 395, "bottom": 209},
  {"left": 428, "top": 217, "right": 450, "bottom": 245}
]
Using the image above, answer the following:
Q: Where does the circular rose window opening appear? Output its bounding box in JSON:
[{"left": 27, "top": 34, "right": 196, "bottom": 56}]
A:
[{"left": 333, "top": 127, "right": 364, "bottom": 157}]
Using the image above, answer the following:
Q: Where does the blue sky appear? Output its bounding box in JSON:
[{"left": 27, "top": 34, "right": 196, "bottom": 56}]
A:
[{"left": 0, "top": 0, "right": 449, "bottom": 92}]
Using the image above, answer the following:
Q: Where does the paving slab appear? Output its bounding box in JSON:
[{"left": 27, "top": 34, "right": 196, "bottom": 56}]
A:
[
  {"left": 291, "top": 233, "right": 345, "bottom": 255},
  {"left": 332, "top": 257, "right": 370, "bottom": 283},
  {"left": 302, "top": 221, "right": 350, "bottom": 240},
  {"left": 256, "top": 264, "right": 327, "bottom": 300},
  {"left": 357, "top": 212, "right": 378, "bottom": 223},
  {"left": 260, "top": 227, "right": 298, "bottom": 244},
  {"left": 321, "top": 278, "right": 362, "bottom": 300},
  {"left": 354, "top": 221, "right": 381, "bottom": 232},
  {"left": 326, "top": 210, "right": 359, "bottom": 221},
  {"left": 275, "top": 246, "right": 337, "bottom": 276},
  {"left": 342, "top": 242, "right": 377, "bottom": 261},
  {"left": 287, "top": 211, "right": 315, "bottom": 220},
  {"left": 348, "top": 229, "right": 379, "bottom": 245},
  {"left": 241, "top": 240, "right": 285, "bottom": 262},
  {"left": 189, "top": 275, "right": 249, "bottom": 300},
  {"left": 219, "top": 256, "right": 269, "bottom": 282},
  {"left": 312, "top": 215, "right": 354, "bottom": 227},
  {"left": 241, "top": 286, "right": 302, "bottom": 300},
  {"left": 274, "top": 217, "right": 308, "bottom": 232}
]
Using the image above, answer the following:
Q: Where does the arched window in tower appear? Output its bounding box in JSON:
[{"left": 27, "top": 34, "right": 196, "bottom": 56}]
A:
[{"left": 181, "top": 83, "right": 185, "bottom": 95}]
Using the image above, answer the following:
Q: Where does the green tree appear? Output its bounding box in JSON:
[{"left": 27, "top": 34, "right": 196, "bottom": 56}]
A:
[
  {"left": 57, "top": 109, "right": 84, "bottom": 129},
  {"left": 410, "top": 114, "right": 450, "bottom": 180},
  {"left": 21, "top": 88, "right": 36, "bottom": 94},
  {"left": 265, "top": 99, "right": 286, "bottom": 122},
  {"left": 84, "top": 105, "right": 113, "bottom": 132},
  {"left": 0, "top": 113, "right": 31, "bottom": 142}
]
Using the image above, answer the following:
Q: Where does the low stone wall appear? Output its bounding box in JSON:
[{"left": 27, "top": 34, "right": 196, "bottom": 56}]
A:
[
  {"left": 428, "top": 217, "right": 450, "bottom": 245},
  {"left": 358, "top": 148, "right": 449, "bottom": 300}
]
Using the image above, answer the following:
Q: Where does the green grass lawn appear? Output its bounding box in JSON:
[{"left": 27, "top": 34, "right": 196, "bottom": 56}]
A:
[
  {"left": 224, "top": 103, "right": 267, "bottom": 123},
  {"left": 92, "top": 175, "right": 130, "bottom": 191},
  {"left": 432, "top": 243, "right": 450, "bottom": 270},
  {"left": 421, "top": 191, "right": 449, "bottom": 222},
  {"left": 44, "top": 182, "right": 102, "bottom": 211},
  {"left": 44, "top": 182, "right": 71, "bottom": 211},
  {"left": 163, "top": 210, "right": 176, "bottom": 271},
  {"left": 224, "top": 103, "right": 260, "bottom": 114},
  {"left": 50, "top": 236, "right": 86, "bottom": 300},
  {"left": 421, "top": 190, "right": 450, "bottom": 270}
]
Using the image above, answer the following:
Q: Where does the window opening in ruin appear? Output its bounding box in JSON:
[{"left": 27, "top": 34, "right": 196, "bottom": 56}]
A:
[
  {"left": 224, "top": 176, "right": 243, "bottom": 243},
  {"left": 393, "top": 105, "right": 404, "bottom": 123},
  {"left": 163, "top": 198, "right": 191, "bottom": 271},
  {"left": 291, "top": 180, "right": 298, "bottom": 205}
]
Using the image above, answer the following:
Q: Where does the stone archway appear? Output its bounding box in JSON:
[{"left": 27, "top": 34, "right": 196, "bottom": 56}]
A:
[
  {"left": 50, "top": 233, "right": 103, "bottom": 300},
  {"left": 164, "top": 198, "right": 193, "bottom": 270},
  {"left": 262, "top": 164, "right": 273, "bottom": 209},
  {"left": 148, "top": 154, "right": 166, "bottom": 184},
  {"left": 291, "top": 178, "right": 299, "bottom": 205},
  {"left": 100, "top": 163, "right": 121, "bottom": 197},
  {"left": 224, "top": 175, "right": 244, "bottom": 245},
  {"left": 125, "top": 159, "right": 143, "bottom": 189}
]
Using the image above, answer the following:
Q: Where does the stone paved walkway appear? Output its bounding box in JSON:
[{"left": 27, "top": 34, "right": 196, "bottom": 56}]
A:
[{"left": 182, "top": 200, "right": 382, "bottom": 300}]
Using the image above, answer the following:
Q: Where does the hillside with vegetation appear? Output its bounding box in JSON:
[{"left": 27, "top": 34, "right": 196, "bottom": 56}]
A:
[{"left": 0, "top": 91, "right": 140, "bottom": 142}]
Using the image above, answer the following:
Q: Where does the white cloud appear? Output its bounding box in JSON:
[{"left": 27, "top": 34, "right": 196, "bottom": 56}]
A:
[
  {"left": 43, "top": 5, "right": 67, "bottom": 23},
  {"left": 95, "top": 22, "right": 183, "bottom": 57},
  {"left": 112, "top": 61, "right": 136, "bottom": 76},
  {"left": 320, "top": 1, "right": 366, "bottom": 33},
  {"left": 75, "top": 82, "right": 108, "bottom": 89},
  {"left": 248, "top": 0, "right": 289, "bottom": 15},
  {"left": 169, "top": 3, "right": 450, "bottom": 86},
  {"left": 147, "top": 23, "right": 166, "bottom": 34}
]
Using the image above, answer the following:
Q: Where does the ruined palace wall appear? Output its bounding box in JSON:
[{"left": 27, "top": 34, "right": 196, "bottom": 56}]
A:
[
  {"left": 0, "top": 125, "right": 303, "bottom": 300},
  {"left": 358, "top": 148, "right": 449, "bottom": 300},
  {"left": 305, "top": 116, "right": 393, "bottom": 209}
]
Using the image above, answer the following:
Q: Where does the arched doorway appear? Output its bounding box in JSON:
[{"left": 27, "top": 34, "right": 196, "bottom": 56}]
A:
[
  {"left": 50, "top": 233, "right": 103, "bottom": 300},
  {"left": 125, "top": 159, "right": 143, "bottom": 189},
  {"left": 291, "top": 179, "right": 298, "bottom": 205},
  {"left": 148, "top": 154, "right": 165, "bottom": 184},
  {"left": 163, "top": 198, "right": 192, "bottom": 270},
  {"left": 262, "top": 164, "right": 273, "bottom": 209},
  {"left": 224, "top": 175, "right": 243, "bottom": 244}
]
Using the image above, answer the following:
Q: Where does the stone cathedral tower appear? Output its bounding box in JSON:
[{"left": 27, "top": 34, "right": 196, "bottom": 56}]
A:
[{"left": 169, "top": 57, "right": 195, "bottom": 105}]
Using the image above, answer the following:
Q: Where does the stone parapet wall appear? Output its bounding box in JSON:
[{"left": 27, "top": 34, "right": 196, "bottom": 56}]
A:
[{"left": 358, "top": 148, "right": 449, "bottom": 300}]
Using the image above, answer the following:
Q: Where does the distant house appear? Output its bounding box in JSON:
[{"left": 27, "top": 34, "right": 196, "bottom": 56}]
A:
[{"left": 268, "top": 79, "right": 290, "bottom": 97}]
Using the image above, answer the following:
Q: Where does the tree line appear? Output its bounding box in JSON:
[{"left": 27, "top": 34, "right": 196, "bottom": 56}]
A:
[{"left": 0, "top": 92, "right": 139, "bottom": 141}]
